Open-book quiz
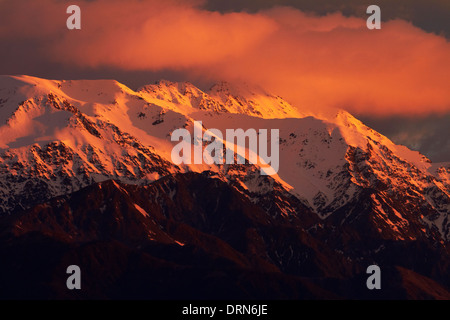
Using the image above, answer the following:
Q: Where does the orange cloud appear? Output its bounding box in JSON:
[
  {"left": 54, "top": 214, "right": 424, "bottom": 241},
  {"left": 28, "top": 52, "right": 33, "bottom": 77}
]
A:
[
  {"left": 1, "top": 0, "right": 449, "bottom": 116},
  {"left": 50, "top": 0, "right": 276, "bottom": 69}
]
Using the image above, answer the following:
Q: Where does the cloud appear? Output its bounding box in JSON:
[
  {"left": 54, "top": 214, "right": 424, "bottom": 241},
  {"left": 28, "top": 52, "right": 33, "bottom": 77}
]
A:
[
  {"left": 204, "top": 0, "right": 450, "bottom": 38},
  {"left": 360, "top": 113, "right": 450, "bottom": 162},
  {"left": 1, "top": 0, "right": 449, "bottom": 116}
]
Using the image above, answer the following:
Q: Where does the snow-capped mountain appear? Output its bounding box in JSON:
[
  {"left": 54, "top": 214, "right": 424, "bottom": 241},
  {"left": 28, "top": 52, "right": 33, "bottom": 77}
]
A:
[
  {"left": 0, "top": 74, "right": 449, "bottom": 299},
  {"left": 0, "top": 75, "right": 448, "bottom": 240},
  {"left": 138, "top": 79, "right": 305, "bottom": 118}
]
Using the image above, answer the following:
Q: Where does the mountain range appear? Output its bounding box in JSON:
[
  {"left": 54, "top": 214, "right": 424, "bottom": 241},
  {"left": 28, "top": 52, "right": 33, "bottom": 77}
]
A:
[{"left": 0, "top": 75, "right": 449, "bottom": 299}]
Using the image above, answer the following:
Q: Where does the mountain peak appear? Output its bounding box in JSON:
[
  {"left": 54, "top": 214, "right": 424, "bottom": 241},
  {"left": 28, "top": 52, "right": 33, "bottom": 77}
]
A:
[
  {"left": 135, "top": 79, "right": 303, "bottom": 118},
  {"left": 206, "top": 80, "right": 304, "bottom": 118},
  {"left": 1, "top": 75, "right": 449, "bottom": 300}
]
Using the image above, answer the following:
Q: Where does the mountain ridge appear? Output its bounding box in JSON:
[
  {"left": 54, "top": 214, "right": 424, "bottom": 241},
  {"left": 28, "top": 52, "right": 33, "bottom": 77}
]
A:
[
  {"left": 1, "top": 173, "right": 448, "bottom": 299},
  {"left": 0, "top": 74, "right": 449, "bottom": 299},
  {"left": 0, "top": 74, "right": 449, "bottom": 242}
]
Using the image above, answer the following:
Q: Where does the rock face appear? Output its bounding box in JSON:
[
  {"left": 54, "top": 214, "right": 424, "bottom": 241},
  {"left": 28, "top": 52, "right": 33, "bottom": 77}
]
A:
[
  {"left": 1, "top": 175, "right": 449, "bottom": 299},
  {"left": 0, "top": 75, "right": 449, "bottom": 299}
]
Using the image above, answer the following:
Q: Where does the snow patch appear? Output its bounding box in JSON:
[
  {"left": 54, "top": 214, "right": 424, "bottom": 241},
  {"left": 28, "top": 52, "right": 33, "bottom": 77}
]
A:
[{"left": 133, "top": 203, "right": 149, "bottom": 217}]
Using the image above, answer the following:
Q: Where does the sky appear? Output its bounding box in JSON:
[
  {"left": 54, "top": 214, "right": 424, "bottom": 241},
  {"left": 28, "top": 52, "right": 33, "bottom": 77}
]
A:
[{"left": 0, "top": 0, "right": 449, "bottom": 161}]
